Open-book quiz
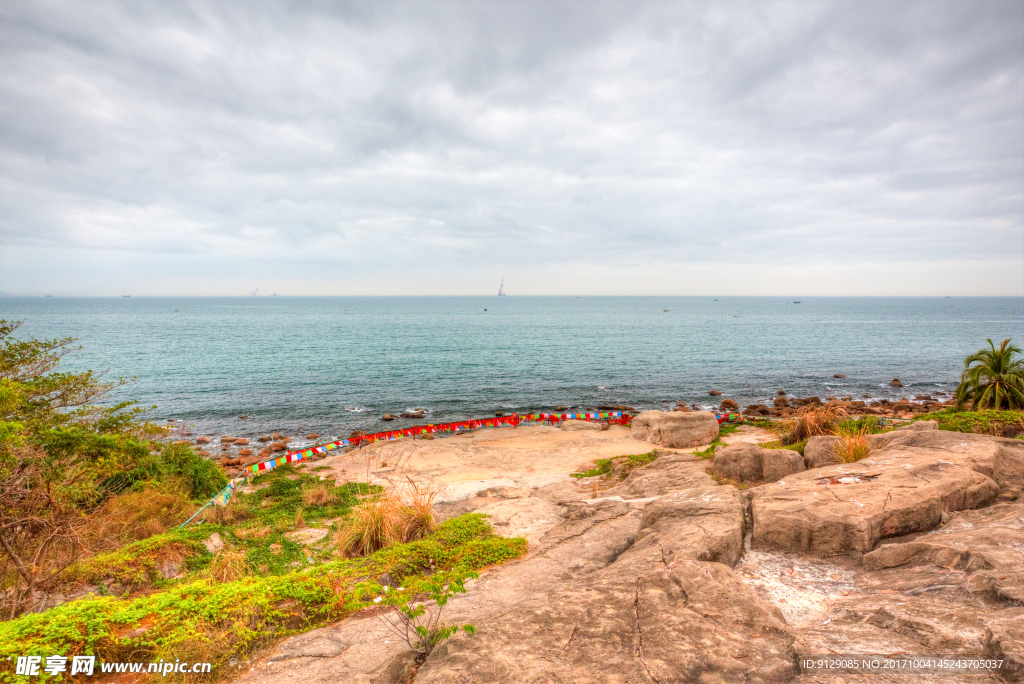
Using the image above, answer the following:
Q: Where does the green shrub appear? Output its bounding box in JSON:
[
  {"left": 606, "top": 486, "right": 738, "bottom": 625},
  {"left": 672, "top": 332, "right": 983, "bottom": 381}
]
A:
[
  {"left": 917, "top": 408, "right": 1024, "bottom": 437},
  {"left": 0, "top": 514, "right": 525, "bottom": 682}
]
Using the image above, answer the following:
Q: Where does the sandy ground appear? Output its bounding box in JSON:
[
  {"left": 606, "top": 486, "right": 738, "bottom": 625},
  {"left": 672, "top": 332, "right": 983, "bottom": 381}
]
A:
[{"left": 301, "top": 422, "right": 776, "bottom": 505}]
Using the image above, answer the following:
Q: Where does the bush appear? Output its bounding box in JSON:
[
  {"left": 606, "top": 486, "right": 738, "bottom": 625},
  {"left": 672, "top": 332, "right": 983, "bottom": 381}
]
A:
[
  {"left": 835, "top": 432, "right": 872, "bottom": 463},
  {"left": 918, "top": 408, "right": 1024, "bottom": 437},
  {"left": 782, "top": 406, "right": 839, "bottom": 445},
  {"left": 0, "top": 514, "right": 525, "bottom": 679}
]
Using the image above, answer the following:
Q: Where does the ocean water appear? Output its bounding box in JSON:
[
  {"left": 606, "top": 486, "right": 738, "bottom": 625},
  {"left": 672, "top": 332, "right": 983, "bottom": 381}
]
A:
[{"left": 2, "top": 296, "right": 1021, "bottom": 439}]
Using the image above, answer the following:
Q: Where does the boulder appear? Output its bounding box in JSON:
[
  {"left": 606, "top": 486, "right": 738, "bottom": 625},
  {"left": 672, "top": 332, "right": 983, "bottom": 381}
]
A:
[
  {"left": 603, "top": 452, "right": 717, "bottom": 498},
  {"left": 803, "top": 435, "right": 841, "bottom": 469},
  {"left": 257, "top": 435, "right": 272, "bottom": 442},
  {"left": 270, "top": 442, "right": 287, "bottom": 452},
  {"left": 719, "top": 398, "right": 739, "bottom": 410},
  {"left": 171, "top": 440, "right": 190, "bottom": 445},
  {"left": 712, "top": 443, "right": 805, "bottom": 483},
  {"left": 306, "top": 433, "right": 319, "bottom": 440},
  {"left": 834, "top": 374, "right": 845, "bottom": 378},
  {"left": 897, "top": 420, "right": 938, "bottom": 431},
  {"left": 750, "top": 437, "right": 1005, "bottom": 557},
  {"left": 708, "top": 389, "right": 722, "bottom": 396},
  {"left": 891, "top": 378, "right": 903, "bottom": 387},
  {"left": 195, "top": 436, "right": 211, "bottom": 444},
  {"left": 220, "top": 436, "right": 235, "bottom": 443},
  {"left": 198, "top": 450, "right": 210, "bottom": 457},
  {"left": 561, "top": 419, "right": 600, "bottom": 431},
  {"left": 773, "top": 396, "right": 789, "bottom": 408},
  {"left": 233, "top": 438, "right": 248, "bottom": 445},
  {"left": 745, "top": 404, "right": 771, "bottom": 416},
  {"left": 862, "top": 497, "right": 1023, "bottom": 605},
  {"left": 777, "top": 390, "right": 786, "bottom": 396},
  {"left": 630, "top": 410, "right": 719, "bottom": 448},
  {"left": 381, "top": 414, "right": 396, "bottom": 421},
  {"left": 203, "top": 533, "right": 224, "bottom": 554},
  {"left": 238, "top": 449, "right": 253, "bottom": 457}
]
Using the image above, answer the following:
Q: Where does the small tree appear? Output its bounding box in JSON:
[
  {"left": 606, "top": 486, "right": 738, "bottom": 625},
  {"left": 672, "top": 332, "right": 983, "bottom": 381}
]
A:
[
  {"left": 0, "top": 320, "right": 225, "bottom": 618},
  {"left": 356, "top": 570, "right": 478, "bottom": 656},
  {"left": 955, "top": 338, "right": 1024, "bottom": 410}
]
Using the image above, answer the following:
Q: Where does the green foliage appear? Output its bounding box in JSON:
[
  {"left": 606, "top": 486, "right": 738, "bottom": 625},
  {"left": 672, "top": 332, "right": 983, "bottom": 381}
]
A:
[
  {"left": 571, "top": 450, "right": 660, "bottom": 479},
  {"left": 234, "top": 465, "right": 379, "bottom": 528},
  {"left": 917, "top": 408, "right": 1024, "bottom": 437},
  {"left": 718, "top": 423, "right": 740, "bottom": 437},
  {"left": 837, "top": 416, "right": 884, "bottom": 436},
  {"left": 954, "top": 338, "right": 1024, "bottom": 410},
  {"left": 356, "top": 569, "right": 479, "bottom": 655},
  {"left": 0, "top": 514, "right": 525, "bottom": 681},
  {"left": 54, "top": 533, "right": 211, "bottom": 593}
]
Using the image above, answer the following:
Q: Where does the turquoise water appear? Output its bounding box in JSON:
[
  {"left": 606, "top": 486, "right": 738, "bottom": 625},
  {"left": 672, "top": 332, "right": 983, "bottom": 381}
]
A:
[{"left": 2, "top": 296, "right": 1021, "bottom": 438}]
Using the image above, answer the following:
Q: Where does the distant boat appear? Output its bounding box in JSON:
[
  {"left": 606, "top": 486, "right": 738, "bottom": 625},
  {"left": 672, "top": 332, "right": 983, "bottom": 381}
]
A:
[
  {"left": 122, "top": 295, "right": 131, "bottom": 298},
  {"left": 794, "top": 301, "right": 801, "bottom": 304},
  {"left": 497, "top": 279, "right": 505, "bottom": 296}
]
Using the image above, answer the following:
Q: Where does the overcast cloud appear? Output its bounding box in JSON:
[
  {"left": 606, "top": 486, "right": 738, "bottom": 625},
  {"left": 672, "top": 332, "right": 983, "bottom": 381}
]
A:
[{"left": 1, "top": 0, "right": 1021, "bottom": 296}]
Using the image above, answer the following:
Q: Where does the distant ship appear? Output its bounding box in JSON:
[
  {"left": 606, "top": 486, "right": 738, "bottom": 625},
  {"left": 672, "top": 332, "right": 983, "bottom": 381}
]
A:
[
  {"left": 497, "top": 279, "right": 505, "bottom": 296},
  {"left": 122, "top": 295, "right": 131, "bottom": 297}
]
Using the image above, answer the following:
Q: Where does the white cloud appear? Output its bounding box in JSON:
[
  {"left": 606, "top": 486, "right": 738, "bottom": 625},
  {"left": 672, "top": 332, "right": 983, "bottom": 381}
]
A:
[{"left": 1, "top": 0, "right": 1021, "bottom": 295}]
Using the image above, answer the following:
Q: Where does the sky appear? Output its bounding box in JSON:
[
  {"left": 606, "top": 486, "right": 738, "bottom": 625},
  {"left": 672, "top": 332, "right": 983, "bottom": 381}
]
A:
[{"left": 1, "top": 0, "right": 1022, "bottom": 297}]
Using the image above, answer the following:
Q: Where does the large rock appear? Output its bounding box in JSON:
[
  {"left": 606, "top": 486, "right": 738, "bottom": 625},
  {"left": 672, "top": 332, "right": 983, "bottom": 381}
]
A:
[
  {"left": 863, "top": 497, "right": 1024, "bottom": 605},
  {"left": 897, "top": 420, "right": 939, "bottom": 431},
  {"left": 803, "top": 435, "right": 841, "bottom": 469},
  {"left": 602, "top": 452, "right": 717, "bottom": 498},
  {"left": 561, "top": 419, "right": 600, "bottom": 431},
  {"left": 712, "top": 442, "right": 806, "bottom": 483},
  {"left": 416, "top": 486, "right": 798, "bottom": 684},
  {"left": 868, "top": 429, "right": 1024, "bottom": 499},
  {"left": 630, "top": 410, "right": 719, "bottom": 448},
  {"left": 750, "top": 443, "right": 1002, "bottom": 557}
]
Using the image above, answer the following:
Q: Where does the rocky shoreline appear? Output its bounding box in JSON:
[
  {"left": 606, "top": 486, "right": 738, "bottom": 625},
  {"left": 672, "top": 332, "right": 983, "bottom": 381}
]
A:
[{"left": 231, "top": 415, "right": 1022, "bottom": 684}]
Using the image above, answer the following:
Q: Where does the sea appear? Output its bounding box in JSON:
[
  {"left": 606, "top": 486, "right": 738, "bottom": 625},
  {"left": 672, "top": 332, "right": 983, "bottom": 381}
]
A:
[{"left": 2, "top": 296, "right": 1021, "bottom": 441}]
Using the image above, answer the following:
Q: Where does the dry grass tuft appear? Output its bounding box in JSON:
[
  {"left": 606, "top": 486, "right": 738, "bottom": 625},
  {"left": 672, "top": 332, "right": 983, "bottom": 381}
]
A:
[
  {"left": 94, "top": 488, "right": 197, "bottom": 543},
  {"left": 303, "top": 484, "right": 332, "bottom": 507},
  {"left": 783, "top": 406, "right": 839, "bottom": 445},
  {"left": 337, "top": 497, "right": 405, "bottom": 557},
  {"left": 401, "top": 481, "right": 438, "bottom": 541},
  {"left": 295, "top": 507, "right": 306, "bottom": 529},
  {"left": 336, "top": 476, "right": 440, "bottom": 557},
  {"left": 205, "top": 548, "right": 249, "bottom": 583},
  {"left": 835, "top": 432, "right": 872, "bottom": 463}
]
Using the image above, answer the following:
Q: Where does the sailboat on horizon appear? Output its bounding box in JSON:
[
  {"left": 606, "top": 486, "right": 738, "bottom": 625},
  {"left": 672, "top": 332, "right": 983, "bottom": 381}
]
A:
[{"left": 497, "top": 279, "right": 506, "bottom": 296}]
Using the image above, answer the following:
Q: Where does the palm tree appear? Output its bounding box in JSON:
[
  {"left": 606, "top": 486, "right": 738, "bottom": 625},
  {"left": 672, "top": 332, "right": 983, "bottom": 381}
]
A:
[{"left": 954, "top": 338, "right": 1024, "bottom": 410}]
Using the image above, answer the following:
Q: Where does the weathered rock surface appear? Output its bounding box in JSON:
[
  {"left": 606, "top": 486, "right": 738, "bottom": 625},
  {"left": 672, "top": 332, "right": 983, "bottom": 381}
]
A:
[
  {"left": 560, "top": 418, "right": 601, "bottom": 431},
  {"left": 863, "top": 497, "right": 1024, "bottom": 605},
  {"left": 601, "top": 452, "right": 717, "bottom": 498},
  {"left": 712, "top": 442, "right": 805, "bottom": 483},
  {"left": 897, "top": 419, "right": 939, "bottom": 431},
  {"left": 416, "top": 486, "right": 797, "bottom": 684},
  {"left": 630, "top": 410, "right": 719, "bottom": 448},
  {"left": 803, "top": 435, "right": 841, "bottom": 469},
  {"left": 750, "top": 433, "right": 1015, "bottom": 557}
]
